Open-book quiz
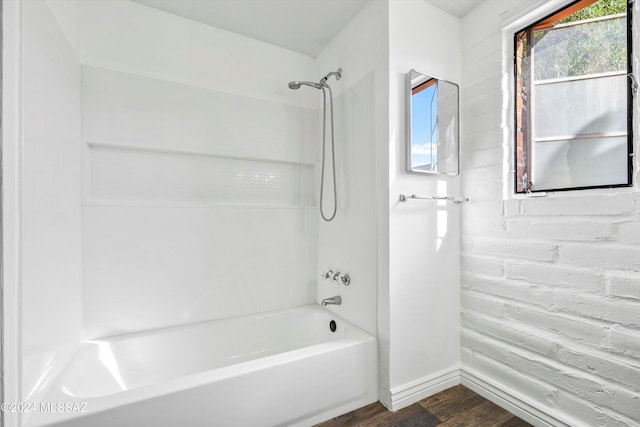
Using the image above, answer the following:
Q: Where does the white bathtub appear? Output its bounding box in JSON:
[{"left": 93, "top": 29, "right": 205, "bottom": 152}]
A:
[{"left": 25, "top": 305, "right": 377, "bottom": 427}]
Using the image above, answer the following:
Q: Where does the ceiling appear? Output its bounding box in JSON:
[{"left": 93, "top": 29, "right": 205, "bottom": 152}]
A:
[
  {"left": 131, "top": 0, "right": 369, "bottom": 58},
  {"left": 131, "top": 0, "right": 484, "bottom": 58},
  {"left": 424, "top": 0, "right": 485, "bottom": 19}
]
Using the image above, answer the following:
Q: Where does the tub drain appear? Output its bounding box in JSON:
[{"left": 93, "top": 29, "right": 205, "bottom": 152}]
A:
[{"left": 329, "top": 320, "right": 337, "bottom": 332}]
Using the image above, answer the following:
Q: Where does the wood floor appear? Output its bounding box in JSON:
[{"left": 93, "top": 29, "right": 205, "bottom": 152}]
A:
[{"left": 314, "top": 385, "right": 532, "bottom": 427}]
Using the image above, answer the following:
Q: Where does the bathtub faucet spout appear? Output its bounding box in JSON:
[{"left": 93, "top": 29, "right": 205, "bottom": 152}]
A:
[{"left": 321, "top": 295, "right": 342, "bottom": 306}]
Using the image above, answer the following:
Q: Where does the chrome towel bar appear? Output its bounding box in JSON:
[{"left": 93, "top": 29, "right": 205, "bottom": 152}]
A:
[{"left": 398, "top": 194, "right": 468, "bottom": 204}]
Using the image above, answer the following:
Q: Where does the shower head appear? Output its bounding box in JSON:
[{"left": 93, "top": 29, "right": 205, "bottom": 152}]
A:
[
  {"left": 289, "top": 68, "right": 342, "bottom": 91},
  {"left": 288, "top": 81, "right": 323, "bottom": 90}
]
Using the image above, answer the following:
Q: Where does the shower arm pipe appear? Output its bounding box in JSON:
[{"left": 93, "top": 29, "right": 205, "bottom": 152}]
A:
[
  {"left": 319, "top": 68, "right": 342, "bottom": 85},
  {"left": 398, "top": 194, "right": 468, "bottom": 204}
]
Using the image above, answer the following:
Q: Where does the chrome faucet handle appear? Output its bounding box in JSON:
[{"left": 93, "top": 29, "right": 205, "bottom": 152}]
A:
[
  {"left": 333, "top": 272, "right": 341, "bottom": 282},
  {"left": 323, "top": 270, "right": 334, "bottom": 280},
  {"left": 340, "top": 274, "right": 350, "bottom": 286}
]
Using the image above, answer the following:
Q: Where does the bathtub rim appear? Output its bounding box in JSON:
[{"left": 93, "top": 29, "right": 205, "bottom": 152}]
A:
[
  {"left": 25, "top": 303, "right": 377, "bottom": 427},
  {"left": 86, "top": 302, "right": 348, "bottom": 342}
]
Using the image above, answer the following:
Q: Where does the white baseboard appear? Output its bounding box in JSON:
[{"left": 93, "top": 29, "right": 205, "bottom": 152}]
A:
[
  {"left": 389, "top": 366, "right": 461, "bottom": 411},
  {"left": 387, "top": 366, "right": 573, "bottom": 426},
  {"left": 461, "top": 368, "right": 571, "bottom": 427}
]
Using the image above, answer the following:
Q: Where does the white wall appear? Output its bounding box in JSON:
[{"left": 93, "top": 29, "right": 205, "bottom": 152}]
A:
[
  {"left": 72, "top": 1, "right": 320, "bottom": 337},
  {"left": 384, "top": 0, "right": 462, "bottom": 410},
  {"left": 19, "top": 0, "right": 83, "bottom": 403},
  {"left": 460, "top": 1, "right": 640, "bottom": 425}
]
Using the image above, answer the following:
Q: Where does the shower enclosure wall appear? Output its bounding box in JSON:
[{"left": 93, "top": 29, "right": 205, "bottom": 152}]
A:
[{"left": 3, "top": 0, "right": 379, "bottom": 425}]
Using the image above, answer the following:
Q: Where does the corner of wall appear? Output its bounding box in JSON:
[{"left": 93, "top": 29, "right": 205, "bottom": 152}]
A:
[{"left": 20, "top": 0, "right": 84, "bottom": 404}]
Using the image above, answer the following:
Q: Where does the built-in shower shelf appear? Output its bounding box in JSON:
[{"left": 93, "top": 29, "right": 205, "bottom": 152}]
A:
[
  {"left": 84, "top": 141, "right": 317, "bottom": 208},
  {"left": 85, "top": 141, "right": 318, "bottom": 167},
  {"left": 82, "top": 201, "right": 319, "bottom": 209}
]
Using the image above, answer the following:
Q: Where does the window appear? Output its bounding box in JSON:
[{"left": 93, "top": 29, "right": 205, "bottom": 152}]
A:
[{"left": 514, "top": 0, "right": 633, "bottom": 193}]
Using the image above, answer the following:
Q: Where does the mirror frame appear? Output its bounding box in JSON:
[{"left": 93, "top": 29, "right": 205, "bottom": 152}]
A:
[{"left": 406, "top": 69, "right": 460, "bottom": 176}]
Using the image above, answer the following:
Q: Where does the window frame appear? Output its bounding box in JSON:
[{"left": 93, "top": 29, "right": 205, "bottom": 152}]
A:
[{"left": 513, "top": 0, "right": 634, "bottom": 194}]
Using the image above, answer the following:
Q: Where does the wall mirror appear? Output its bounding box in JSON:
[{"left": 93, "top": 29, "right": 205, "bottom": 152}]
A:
[{"left": 407, "top": 69, "right": 460, "bottom": 176}]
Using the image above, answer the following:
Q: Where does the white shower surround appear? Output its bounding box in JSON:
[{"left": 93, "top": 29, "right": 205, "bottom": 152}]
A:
[
  {"left": 5, "top": 1, "right": 382, "bottom": 426},
  {"left": 81, "top": 65, "right": 319, "bottom": 338}
]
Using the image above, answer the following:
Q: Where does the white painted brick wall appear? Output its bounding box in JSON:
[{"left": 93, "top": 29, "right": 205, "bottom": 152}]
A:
[
  {"left": 472, "top": 238, "right": 558, "bottom": 261},
  {"left": 506, "top": 218, "right": 613, "bottom": 242},
  {"left": 606, "top": 327, "right": 640, "bottom": 360},
  {"left": 556, "top": 346, "right": 640, "bottom": 391},
  {"left": 462, "top": 274, "right": 556, "bottom": 307},
  {"left": 608, "top": 272, "right": 640, "bottom": 300},
  {"left": 560, "top": 244, "right": 640, "bottom": 271},
  {"left": 462, "top": 348, "right": 637, "bottom": 426},
  {"left": 461, "top": 255, "right": 505, "bottom": 277},
  {"left": 517, "top": 193, "right": 636, "bottom": 216},
  {"left": 461, "top": 1, "right": 640, "bottom": 425},
  {"left": 461, "top": 201, "right": 506, "bottom": 236},
  {"left": 463, "top": 308, "right": 640, "bottom": 390},
  {"left": 616, "top": 220, "right": 640, "bottom": 244},
  {"left": 505, "top": 262, "right": 604, "bottom": 292}
]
